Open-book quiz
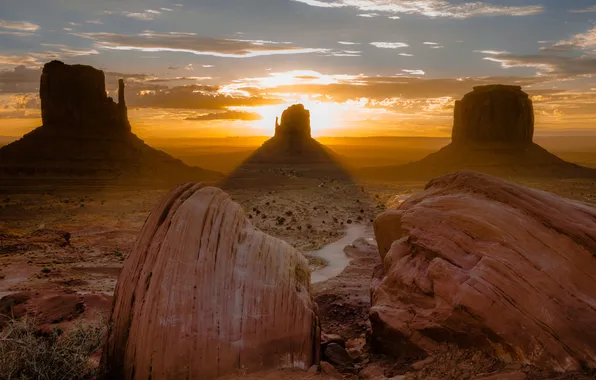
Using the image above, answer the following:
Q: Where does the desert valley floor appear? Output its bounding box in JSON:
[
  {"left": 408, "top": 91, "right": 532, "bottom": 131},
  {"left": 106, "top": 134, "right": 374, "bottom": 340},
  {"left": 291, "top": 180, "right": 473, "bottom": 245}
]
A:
[{"left": 1, "top": 170, "right": 595, "bottom": 379}]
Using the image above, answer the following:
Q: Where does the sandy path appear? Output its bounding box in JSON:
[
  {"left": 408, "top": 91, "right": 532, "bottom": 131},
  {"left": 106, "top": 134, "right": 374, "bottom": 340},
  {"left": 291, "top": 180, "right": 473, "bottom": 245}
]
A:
[{"left": 309, "top": 224, "right": 367, "bottom": 284}]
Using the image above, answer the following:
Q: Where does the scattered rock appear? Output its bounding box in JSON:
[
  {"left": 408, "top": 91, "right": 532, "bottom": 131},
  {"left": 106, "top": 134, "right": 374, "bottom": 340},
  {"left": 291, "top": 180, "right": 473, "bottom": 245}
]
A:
[
  {"left": 320, "top": 361, "right": 342, "bottom": 378},
  {"left": 322, "top": 333, "right": 345, "bottom": 348},
  {"left": 359, "top": 364, "right": 385, "bottom": 379},
  {"left": 324, "top": 342, "right": 353, "bottom": 368},
  {"left": 411, "top": 357, "right": 435, "bottom": 371},
  {"left": 471, "top": 371, "right": 526, "bottom": 380}
]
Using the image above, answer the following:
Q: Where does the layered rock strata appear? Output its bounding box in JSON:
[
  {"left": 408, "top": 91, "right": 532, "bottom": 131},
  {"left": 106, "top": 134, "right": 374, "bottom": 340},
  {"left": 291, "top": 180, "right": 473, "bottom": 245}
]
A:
[
  {"left": 371, "top": 171, "right": 596, "bottom": 372},
  {"left": 101, "top": 183, "right": 320, "bottom": 379}
]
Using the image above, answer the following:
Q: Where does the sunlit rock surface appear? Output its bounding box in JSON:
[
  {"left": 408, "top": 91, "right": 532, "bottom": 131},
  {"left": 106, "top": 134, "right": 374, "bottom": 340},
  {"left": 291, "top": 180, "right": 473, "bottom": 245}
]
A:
[
  {"left": 101, "top": 183, "right": 320, "bottom": 379},
  {"left": 0, "top": 60, "right": 221, "bottom": 185},
  {"left": 371, "top": 171, "right": 596, "bottom": 371}
]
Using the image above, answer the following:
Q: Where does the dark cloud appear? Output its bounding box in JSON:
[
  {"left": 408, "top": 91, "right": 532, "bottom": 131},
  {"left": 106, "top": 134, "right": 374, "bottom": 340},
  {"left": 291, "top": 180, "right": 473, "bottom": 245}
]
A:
[
  {"left": 263, "top": 76, "right": 547, "bottom": 102},
  {"left": 185, "top": 110, "right": 262, "bottom": 121},
  {"left": 0, "top": 65, "right": 41, "bottom": 93},
  {"left": 74, "top": 32, "right": 328, "bottom": 58},
  {"left": 483, "top": 53, "right": 596, "bottom": 78},
  {"left": 128, "top": 85, "right": 283, "bottom": 110}
]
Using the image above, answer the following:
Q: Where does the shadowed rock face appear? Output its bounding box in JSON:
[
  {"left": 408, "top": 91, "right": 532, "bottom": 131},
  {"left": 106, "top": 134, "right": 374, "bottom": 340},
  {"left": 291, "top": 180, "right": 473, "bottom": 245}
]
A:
[
  {"left": 371, "top": 171, "right": 596, "bottom": 371},
  {"left": 220, "top": 104, "right": 352, "bottom": 189},
  {"left": 101, "top": 183, "right": 320, "bottom": 379},
  {"left": 0, "top": 61, "right": 221, "bottom": 186},
  {"left": 40, "top": 60, "right": 129, "bottom": 133},
  {"left": 356, "top": 85, "right": 596, "bottom": 180},
  {"left": 275, "top": 104, "right": 312, "bottom": 141},
  {"left": 452, "top": 85, "right": 534, "bottom": 146}
]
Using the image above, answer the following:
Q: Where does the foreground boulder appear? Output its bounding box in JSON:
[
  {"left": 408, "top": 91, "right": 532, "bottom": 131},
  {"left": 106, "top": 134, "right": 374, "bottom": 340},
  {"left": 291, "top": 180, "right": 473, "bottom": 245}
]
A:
[
  {"left": 371, "top": 171, "right": 596, "bottom": 372},
  {"left": 101, "top": 183, "right": 319, "bottom": 379}
]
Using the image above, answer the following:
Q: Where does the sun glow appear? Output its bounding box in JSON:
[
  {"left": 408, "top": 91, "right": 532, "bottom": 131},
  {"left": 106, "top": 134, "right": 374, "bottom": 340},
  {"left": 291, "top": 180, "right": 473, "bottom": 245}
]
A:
[{"left": 233, "top": 96, "right": 351, "bottom": 137}]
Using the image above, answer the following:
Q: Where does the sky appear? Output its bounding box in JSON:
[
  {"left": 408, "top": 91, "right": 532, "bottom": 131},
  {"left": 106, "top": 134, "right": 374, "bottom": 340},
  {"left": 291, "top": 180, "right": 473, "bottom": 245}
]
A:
[{"left": 1, "top": 0, "right": 596, "bottom": 139}]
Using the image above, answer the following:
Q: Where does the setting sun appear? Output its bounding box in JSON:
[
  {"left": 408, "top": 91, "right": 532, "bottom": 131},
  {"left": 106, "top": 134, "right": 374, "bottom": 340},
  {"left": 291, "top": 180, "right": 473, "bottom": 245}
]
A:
[{"left": 233, "top": 97, "right": 350, "bottom": 137}]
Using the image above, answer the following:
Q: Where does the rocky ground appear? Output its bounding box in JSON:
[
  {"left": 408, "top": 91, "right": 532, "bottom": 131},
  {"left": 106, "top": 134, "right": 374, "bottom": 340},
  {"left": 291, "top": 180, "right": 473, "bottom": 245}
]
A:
[{"left": 0, "top": 176, "right": 595, "bottom": 379}]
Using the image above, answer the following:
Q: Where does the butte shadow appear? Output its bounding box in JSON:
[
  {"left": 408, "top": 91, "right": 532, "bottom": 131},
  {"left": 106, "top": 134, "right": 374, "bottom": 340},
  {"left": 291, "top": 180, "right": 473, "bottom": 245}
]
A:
[
  {"left": 0, "top": 61, "right": 222, "bottom": 189},
  {"left": 218, "top": 104, "right": 354, "bottom": 190},
  {"left": 357, "top": 85, "right": 596, "bottom": 181}
]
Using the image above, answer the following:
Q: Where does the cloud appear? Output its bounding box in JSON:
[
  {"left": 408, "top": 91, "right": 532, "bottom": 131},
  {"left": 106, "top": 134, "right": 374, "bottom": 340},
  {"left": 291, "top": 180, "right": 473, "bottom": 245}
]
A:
[
  {"left": 0, "top": 31, "right": 36, "bottom": 37},
  {"left": 338, "top": 41, "right": 360, "bottom": 45},
  {"left": 129, "top": 84, "right": 283, "bottom": 110},
  {"left": 73, "top": 32, "right": 329, "bottom": 58},
  {"left": 423, "top": 42, "right": 439, "bottom": 45},
  {"left": 291, "top": 0, "right": 543, "bottom": 19},
  {"left": 399, "top": 53, "right": 414, "bottom": 56},
  {"left": 0, "top": 20, "right": 40, "bottom": 32},
  {"left": 473, "top": 50, "right": 509, "bottom": 55},
  {"left": 358, "top": 13, "right": 380, "bottom": 17},
  {"left": 229, "top": 70, "right": 547, "bottom": 103},
  {"left": 185, "top": 110, "right": 262, "bottom": 121},
  {"left": 104, "top": 9, "right": 164, "bottom": 21},
  {"left": 402, "top": 69, "right": 425, "bottom": 75},
  {"left": 38, "top": 44, "right": 100, "bottom": 57},
  {"left": 569, "top": 5, "right": 596, "bottom": 13},
  {"left": 481, "top": 52, "right": 596, "bottom": 77},
  {"left": 86, "top": 20, "right": 104, "bottom": 25},
  {"left": 0, "top": 66, "right": 41, "bottom": 93},
  {"left": 0, "top": 56, "right": 41, "bottom": 67},
  {"left": 371, "top": 42, "right": 409, "bottom": 49},
  {"left": 541, "top": 26, "right": 596, "bottom": 52}
]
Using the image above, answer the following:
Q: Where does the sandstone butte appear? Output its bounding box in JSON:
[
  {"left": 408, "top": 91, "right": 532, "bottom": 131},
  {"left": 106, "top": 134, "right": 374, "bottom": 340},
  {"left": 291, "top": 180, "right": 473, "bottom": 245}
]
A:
[
  {"left": 357, "top": 85, "right": 596, "bottom": 180},
  {"left": 219, "top": 103, "right": 351, "bottom": 189},
  {"left": 101, "top": 183, "right": 320, "bottom": 379},
  {"left": 371, "top": 170, "right": 596, "bottom": 372},
  {"left": 0, "top": 60, "right": 221, "bottom": 185}
]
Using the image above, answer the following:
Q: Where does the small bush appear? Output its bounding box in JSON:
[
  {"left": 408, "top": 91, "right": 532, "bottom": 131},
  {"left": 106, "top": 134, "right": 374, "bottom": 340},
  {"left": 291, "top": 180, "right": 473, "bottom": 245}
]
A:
[{"left": 0, "top": 317, "right": 105, "bottom": 380}]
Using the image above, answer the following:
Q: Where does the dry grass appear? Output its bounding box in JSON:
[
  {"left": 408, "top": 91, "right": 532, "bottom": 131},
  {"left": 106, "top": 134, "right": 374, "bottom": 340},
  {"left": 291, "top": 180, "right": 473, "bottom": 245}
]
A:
[{"left": 0, "top": 317, "right": 105, "bottom": 380}]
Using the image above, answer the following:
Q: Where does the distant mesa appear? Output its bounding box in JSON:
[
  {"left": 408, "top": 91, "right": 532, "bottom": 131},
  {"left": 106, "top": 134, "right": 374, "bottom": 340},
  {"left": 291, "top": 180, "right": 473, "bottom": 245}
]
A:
[
  {"left": 0, "top": 60, "right": 221, "bottom": 186},
  {"left": 452, "top": 85, "right": 534, "bottom": 146},
  {"left": 275, "top": 103, "right": 312, "bottom": 142},
  {"left": 219, "top": 103, "right": 351, "bottom": 189},
  {"left": 359, "top": 84, "right": 596, "bottom": 180}
]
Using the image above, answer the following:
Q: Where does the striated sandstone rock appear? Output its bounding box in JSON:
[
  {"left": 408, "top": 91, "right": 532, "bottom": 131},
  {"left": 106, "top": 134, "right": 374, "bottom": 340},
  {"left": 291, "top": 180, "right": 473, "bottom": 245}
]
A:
[
  {"left": 371, "top": 171, "right": 596, "bottom": 372},
  {"left": 101, "top": 183, "right": 319, "bottom": 380},
  {"left": 452, "top": 85, "right": 534, "bottom": 146}
]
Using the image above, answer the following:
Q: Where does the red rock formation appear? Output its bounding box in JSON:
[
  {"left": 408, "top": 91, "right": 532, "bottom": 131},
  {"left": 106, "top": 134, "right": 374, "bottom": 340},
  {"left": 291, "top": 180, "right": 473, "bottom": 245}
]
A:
[
  {"left": 0, "top": 61, "right": 221, "bottom": 185},
  {"left": 452, "top": 85, "right": 534, "bottom": 146},
  {"left": 39, "top": 60, "right": 129, "bottom": 132},
  {"left": 275, "top": 104, "right": 312, "bottom": 141},
  {"left": 101, "top": 183, "right": 319, "bottom": 379},
  {"left": 371, "top": 171, "right": 596, "bottom": 372},
  {"left": 357, "top": 85, "right": 596, "bottom": 180},
  {"left": 220, "top": 104, "right": 351, "bottom": 189}
]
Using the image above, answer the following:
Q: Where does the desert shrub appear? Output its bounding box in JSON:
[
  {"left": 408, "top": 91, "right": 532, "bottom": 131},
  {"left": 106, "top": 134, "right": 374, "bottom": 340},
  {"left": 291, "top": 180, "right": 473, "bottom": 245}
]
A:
[{"left": 0, "top": 317, "right": 105, "bottom": 380}]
